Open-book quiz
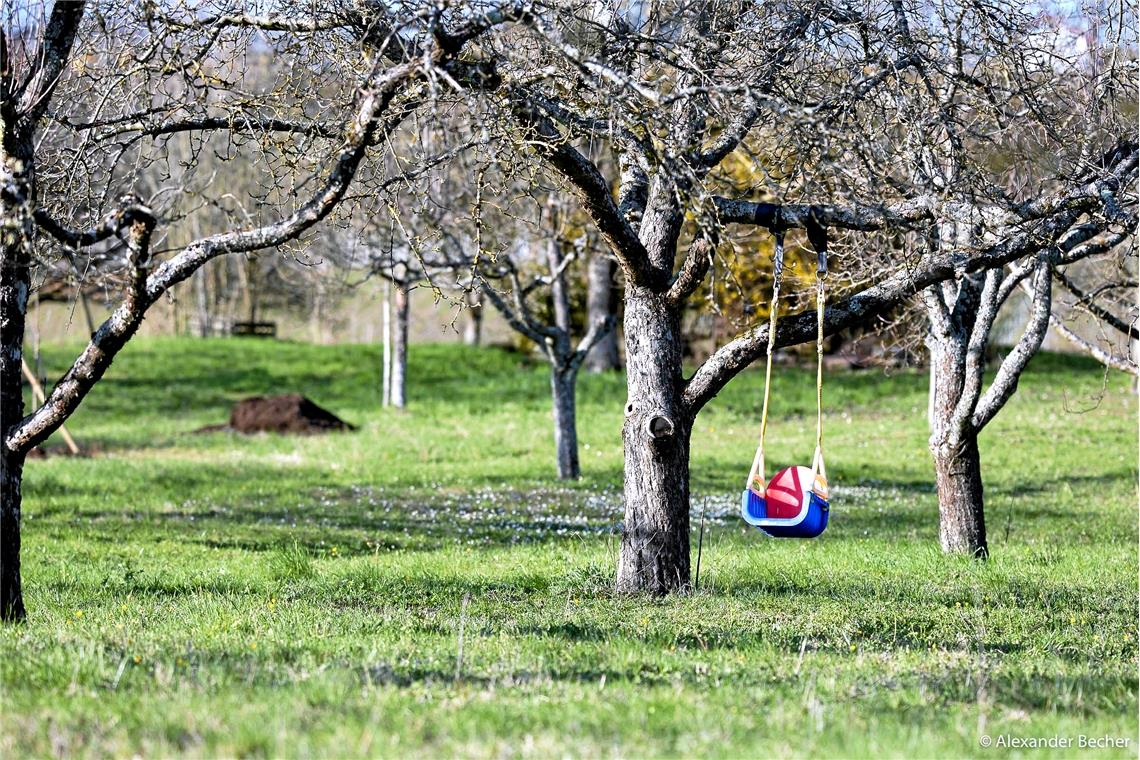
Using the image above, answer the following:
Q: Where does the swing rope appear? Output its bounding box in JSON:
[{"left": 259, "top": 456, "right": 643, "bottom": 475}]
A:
[
  {"left": 749, "top": 232, "right": 784, "bottom": 492},
  {"left": 810, "top": 242, "right": 827, "bottom": 488},
  {"left": 747, "top": 231, "right": 828, "bottom": 494}
]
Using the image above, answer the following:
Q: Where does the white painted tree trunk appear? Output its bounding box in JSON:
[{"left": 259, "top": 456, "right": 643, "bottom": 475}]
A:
[
  {"left": 194, "top": 268, "right": 211, "bottom": 337},
  {"left": 391, "top": 283, "right": 409, "bottom": 409},
  {"left": 462, "top": 289, "right": 482, "bottom": 346},
  {"left": 381, "top": 278, "right": 391, "bottom": 407}
]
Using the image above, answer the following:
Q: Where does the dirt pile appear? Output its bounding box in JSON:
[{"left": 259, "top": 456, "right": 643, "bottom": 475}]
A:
[{"left": 224, "top": 395, "right": 355, "bottom": 434}]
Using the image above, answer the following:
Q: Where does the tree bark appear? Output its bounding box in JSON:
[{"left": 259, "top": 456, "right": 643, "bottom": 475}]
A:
[
  {"left": 585, "top": 252, "right": 621, "bottom": 372},
  {"left": 0, "top": 134, "right": 34, "bottom": 622},
  {"left": 926, "top": 301, "right": 988, "bottom": 559},
  {"left": 616, "top": 288, "right": 691, "bottom": 594},
  {"left": 391, "top": 282, "right": 410, "bottom": 409},
  {"left": 550, "top": 366, "right": 580, "bottom": 479},
  {"left": 0, "top": 449, "right": 25, "bottom": 623},
  {"left": 931, "top": 432, "right": 987, "bottom": 557}
]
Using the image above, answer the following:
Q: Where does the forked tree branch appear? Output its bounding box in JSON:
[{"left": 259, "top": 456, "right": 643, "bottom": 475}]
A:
[
  {"left": 949, "top": 268, "right": 1003, "bottom": 435},
  {"left": 971, "top": 258, "right": 1052, "bottom": 432},
  {"left": 507, "top": 93, "right": 656, "bottom": 287}
]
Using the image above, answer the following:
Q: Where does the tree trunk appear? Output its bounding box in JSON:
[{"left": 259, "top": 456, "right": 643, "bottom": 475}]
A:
[
  {"left": 0, "top": 450, "right": 25, "bottom": 622},
  {"left": 585, "top": 253, "right": 621, "bottom": 372},
  {"left": 616, "top": 289, "right": 691, "bottom": 594},
  {"left": 550, "top": 366, "right": 580, "bottom": 479},
  {"left": 391, "top": 282, "right": 410, "bottom": 409},
  {"left": 381, "top": 278, "right": 391, "bottom": 406},
  {"left": 462, "top": 289, "right": 482, "bottom": 346},
  {"left": 0, "top": 133, "right": 33, "bottom": 622},
  {"left": 927, "top": 320, "right": 988, "bottom": 559},
  {"left": 931, "top": 432, "right": 987, "bottom": 557}
]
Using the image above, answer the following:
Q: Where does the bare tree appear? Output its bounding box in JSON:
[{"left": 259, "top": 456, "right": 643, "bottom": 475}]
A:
[
  {"left": 428, "top": 180, "right": 615, "bottom": 479},
  {"left": 0, "top": 0, "right": 526, "bottom": 622},
  {"left": 923, "top": 203, "right": 1135, "bottom": 557},
  {"left": 448, "top": 0, "right": 1137, "bottom": 593},
  {"left": 468, "top": 225, "right": 614, "bottom": 480}
]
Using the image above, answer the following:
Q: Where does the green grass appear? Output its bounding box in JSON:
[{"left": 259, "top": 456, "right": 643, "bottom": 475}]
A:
[{"left": 1, "top": 337, "right": 1136, "bottom": 758}]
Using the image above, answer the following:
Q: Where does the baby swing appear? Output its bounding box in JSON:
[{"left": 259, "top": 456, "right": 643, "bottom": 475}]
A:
[{"left": 740, "top": 227, "right": 831, "bottom": 538}]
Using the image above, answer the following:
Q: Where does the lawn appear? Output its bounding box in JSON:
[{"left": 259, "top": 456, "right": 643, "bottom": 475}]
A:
[{"left": 1, "top": 338, "right": 1136, "bottom": 758}]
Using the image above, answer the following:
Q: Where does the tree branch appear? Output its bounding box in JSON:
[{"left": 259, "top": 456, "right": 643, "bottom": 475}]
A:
[
  {"left": 949, "top": 268, "right": 1003, "bottom": 434},
  {"left": 15, "top": 0, "right": 86, "bottom": 125},
  {"left": 507, "top": 92, "right": 656, "bottom": 287},
  {"left": 6, "top": 202, "right": 156, "bottom": 453},
  {"left": 1047, "top": 313, "right": 1139, "bottom": 377},
  {"left": 569, "top": 316, "right": 616, "bottom": 371},
  {"left": 6, "top": 30, "right": 485, "bottom": 453},
  {"left": 1054, "top": 269, "right": 1138, "bottom": 340},
  {"left": 682, "top": 205, "right": 1101, "bottom": 414},
  {"left": 970, "top": 258, "right": 1052, "bottom": 432},
  {"left": 33, "top": 197, "right": 155, "bottom": 248},
  {"left": 666, "top": 237, "right": 713, "bottom": 306},
  {"left": 713, "top": 196, "right": 936, "bottom": 232}
]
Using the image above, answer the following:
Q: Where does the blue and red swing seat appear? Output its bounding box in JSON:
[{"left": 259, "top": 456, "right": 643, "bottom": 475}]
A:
[
  {"left": 741, "top": 465, "right": 829, "bottom": 538},
  {"left": 738, "top": 226, "right": 832, "bottom": 539}
]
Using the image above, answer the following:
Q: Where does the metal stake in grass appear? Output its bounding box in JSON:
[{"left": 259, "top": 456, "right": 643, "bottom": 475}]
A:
[
  {"left": 455, "top": 592, "right": 470, "bottom": 681},
  {"left": 694, "top": 497, "right": 707, "bottom": 591}
]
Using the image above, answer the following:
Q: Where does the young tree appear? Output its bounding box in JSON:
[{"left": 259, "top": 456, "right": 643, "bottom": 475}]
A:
[
  {"left": 0, "top": 0, "right": 525, "bottom": 622},
  {"left": 431, "top": 185, "right": 615, "bottom": 479},
  {"left": 456, "top": 0, "right": 1136, "bottom": 592},
  {"left": 923, "top": 207, "right": 1135, "bottom": 557},
  {"left": 465, "top": 224, "right": 614, "bottom": 480}
]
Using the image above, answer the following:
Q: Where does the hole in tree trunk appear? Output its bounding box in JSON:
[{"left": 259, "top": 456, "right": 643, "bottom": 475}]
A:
[{"left": 645, "top": 414, "right": 675, "bottom": 440}]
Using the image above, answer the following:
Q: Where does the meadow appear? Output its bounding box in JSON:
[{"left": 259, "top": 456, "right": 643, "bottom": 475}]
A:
[{"left": 0, "top": 338, "right": 1136, "bottom": 758}]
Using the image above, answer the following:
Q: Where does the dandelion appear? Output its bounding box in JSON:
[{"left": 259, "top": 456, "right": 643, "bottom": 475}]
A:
[
  {"left": 74, "top": 610, "right": 83, "bottom": 619},
  {"left": 250, "top": 642, "right": 258, "bottom": 650}
]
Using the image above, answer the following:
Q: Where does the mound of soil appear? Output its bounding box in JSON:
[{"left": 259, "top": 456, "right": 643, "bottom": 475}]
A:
[{"left": 223, "top": 394, "right": 355, "bottom": 435}]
